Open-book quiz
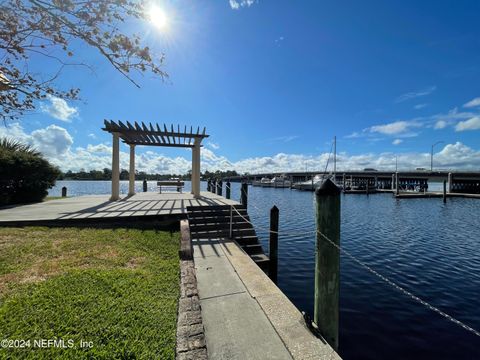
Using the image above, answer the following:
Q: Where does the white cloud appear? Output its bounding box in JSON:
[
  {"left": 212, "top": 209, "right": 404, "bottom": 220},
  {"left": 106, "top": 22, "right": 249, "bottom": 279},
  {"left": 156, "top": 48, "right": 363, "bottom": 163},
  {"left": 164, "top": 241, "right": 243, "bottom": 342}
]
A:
[
  {"left": 207, "top": 142, "right": 220, "bottom": 150},
  {"left": 275, "top": 36, "right": 284, "bottom": 46},
  {"left": 229, "top": 0, "right": 256, "bottom": 10},
  {"left": 30, "top": 125, "right": 73, "bottom": 157},
  {"left": 369, "top": 121, "right": 421, "bottom": 136},
  {"left": 2, "top": 124, "right": 480, "bottom": 173},
  {"left": 40, "top": 95, "right": 78, "bottom": 122},
  {"left": 266, "top": 135, "right": 299, "bottom": 143},
  {"left": 455, "top": 116, "right": 480, "bottom": 132},
  {"left": 0, "top": 123, "right": 73, "bottom": 157},
  {"left": 392, "top": 139, "right": 403, "bottom": 145},
  {"left": 463, "top": 97, "right": 480, "bottom": 108},
  {"left": 395, "top": 86, "right": 436, "bottom": 103},
  {"left": 414, "top": 103, "right": 428, "bottom": 110},
  {"left": 88, "top": 133, "right": 96, "bottom": 139},
  {"left": 434, "top": 120, "right": 448, "bottom": 129}
]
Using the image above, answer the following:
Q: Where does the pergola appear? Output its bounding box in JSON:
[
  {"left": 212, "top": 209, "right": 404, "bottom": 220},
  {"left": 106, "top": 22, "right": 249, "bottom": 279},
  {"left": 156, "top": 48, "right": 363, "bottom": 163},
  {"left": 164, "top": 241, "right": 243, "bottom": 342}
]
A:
[{"left": 102, "top": 120, "right": 209, "bottom": 200}]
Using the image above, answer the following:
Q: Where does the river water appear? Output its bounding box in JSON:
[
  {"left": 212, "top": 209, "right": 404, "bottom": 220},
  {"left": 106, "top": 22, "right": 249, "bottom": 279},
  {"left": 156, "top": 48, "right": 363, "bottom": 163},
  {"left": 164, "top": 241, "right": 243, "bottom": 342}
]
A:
[{"left": 49, "top": 180, "right": 480, "bottom": 359}]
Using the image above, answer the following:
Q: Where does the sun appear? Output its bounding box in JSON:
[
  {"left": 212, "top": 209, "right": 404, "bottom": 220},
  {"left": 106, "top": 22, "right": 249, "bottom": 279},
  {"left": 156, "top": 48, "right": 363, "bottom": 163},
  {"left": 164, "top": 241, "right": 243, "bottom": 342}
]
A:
[{"left": 149, "top": 5, "right": 168, "bottom": 30}]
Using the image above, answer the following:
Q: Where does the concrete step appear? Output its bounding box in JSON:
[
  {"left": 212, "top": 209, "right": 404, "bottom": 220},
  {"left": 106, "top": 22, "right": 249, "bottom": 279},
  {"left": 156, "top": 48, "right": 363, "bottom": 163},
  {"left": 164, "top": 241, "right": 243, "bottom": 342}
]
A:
[
  {"left": 241, "top": 244, "right": 265, "bottom": 255},
  {"left": 250, "top": 253, "right": 270, "bottom": 271},
  {"left": 235, "top": 236, "right": 260, "bottom": 246},
  {"left": 191, "top": 231, "right": 257, "bottom": 241},
  {"left": 189, "top": 222, "right": 252, "bottom": 232},
  {"left": 187, "top": 205, "right": 246, "bottom": 212},
  {"left": 188, "top": 215, "right": 250, "bottom": 225}
]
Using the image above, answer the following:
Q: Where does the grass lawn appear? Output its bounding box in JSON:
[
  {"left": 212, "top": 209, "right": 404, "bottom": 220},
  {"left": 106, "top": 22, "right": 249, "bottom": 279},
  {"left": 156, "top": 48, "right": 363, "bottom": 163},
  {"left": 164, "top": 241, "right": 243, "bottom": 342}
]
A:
[
  {"left": 43, "top": 196, "right": 68, "bottom": 201},
  {"left": 0, "top": 227, "right": 180, "bottom": 359}
]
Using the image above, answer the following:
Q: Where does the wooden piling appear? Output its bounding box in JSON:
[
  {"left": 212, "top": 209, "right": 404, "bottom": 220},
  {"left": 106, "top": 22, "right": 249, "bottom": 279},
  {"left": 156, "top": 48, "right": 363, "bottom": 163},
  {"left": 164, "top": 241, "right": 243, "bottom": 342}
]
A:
[
  {"left": 269, "top": 205, "right": 279, "bottom": 284},
  {"left": 395, "top": 172, "right": 399, "bottom": 196},
  {"left": 143, "top": 179, "right": 147, "bottom": 192},
  {"left": 226, "top": 181, "right": 231, "bottom": 199},
  {"left": 443, "top": 180, "right": 447, "bottom": 203},
  {"left": 314, "top": 179, "right": 340, "bottom": 351},
  {"left": 240, "top": 183, "right": 248, "bottom": 207},
  {"left": 217, "top": 179, "right": 223, "bottom": 196},
  {"left": 61, "top": 186, "right": 67, "bottom": 197}
]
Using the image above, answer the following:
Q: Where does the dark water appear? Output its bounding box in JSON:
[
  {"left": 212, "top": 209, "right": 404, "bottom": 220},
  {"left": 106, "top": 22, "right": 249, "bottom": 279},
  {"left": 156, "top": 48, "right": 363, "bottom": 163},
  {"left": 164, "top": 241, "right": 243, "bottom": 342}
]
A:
[{"left": 50, "top": 181, "right": 480, "bottom": 359}]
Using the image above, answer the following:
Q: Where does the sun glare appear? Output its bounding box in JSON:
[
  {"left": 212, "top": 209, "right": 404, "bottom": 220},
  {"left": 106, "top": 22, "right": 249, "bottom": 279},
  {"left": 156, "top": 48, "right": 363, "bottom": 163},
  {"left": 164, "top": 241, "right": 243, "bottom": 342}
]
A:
[{"left": 149, "top": 5, "right": 168, "bottom": 30}]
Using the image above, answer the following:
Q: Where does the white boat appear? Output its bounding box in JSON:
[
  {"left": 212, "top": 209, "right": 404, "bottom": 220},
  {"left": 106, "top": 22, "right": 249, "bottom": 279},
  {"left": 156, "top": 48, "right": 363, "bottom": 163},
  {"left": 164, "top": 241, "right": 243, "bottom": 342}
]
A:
[
  {"left": 293, "top": 174, "right": 325, "bottom": 191},
  {"left": 253, "top": 177, "right": 272, "bottom": 187},
  {"left": 270, "top": 175, "right": 292, "bottom": 188}
]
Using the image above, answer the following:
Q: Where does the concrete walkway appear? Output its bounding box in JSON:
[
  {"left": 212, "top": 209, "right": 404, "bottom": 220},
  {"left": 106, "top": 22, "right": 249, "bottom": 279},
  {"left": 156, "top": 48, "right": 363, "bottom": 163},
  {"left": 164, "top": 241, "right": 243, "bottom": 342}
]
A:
[{"left": 193, "top": 237, "right": 340, "bottom": 360}]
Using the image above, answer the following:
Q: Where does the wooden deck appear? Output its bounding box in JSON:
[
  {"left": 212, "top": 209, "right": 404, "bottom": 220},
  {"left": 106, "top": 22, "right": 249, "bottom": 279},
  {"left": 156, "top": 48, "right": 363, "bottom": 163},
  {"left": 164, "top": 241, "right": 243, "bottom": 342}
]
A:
[{"left": 0, "top": 192, "right": 239, "bottom": 227}]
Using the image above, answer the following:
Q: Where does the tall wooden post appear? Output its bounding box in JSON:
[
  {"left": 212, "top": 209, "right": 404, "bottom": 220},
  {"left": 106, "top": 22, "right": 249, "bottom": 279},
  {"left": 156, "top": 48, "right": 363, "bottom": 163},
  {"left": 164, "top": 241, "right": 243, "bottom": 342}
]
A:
[
  {"left": 240, "top": 183, "right": 248, "bottom": 207},
  {"left": 443, "top": 180, "right": 447, "bottom": 203},
  {"left": 269, "top": 206, "right": 279, "bottom": 284},
  {"left": 342, "top": 173, "right": 346, "bottom": 191},
  {"left": 61, "top": 186, "right": 67, "bottom": 197},
  {"left": 395, "top": 172, "right": 399, "bottom": 196},
  {"left": 448, "top": 173, "right": 453, "bottom": 193},
  {"left": 226, "top": 181, "right": 231, "bottom": 199},
  {"left": 217, "top": 179, "right": 223, "bottom": 196},
  {"left": 314, "top": 179, "right": 340, "bottom": 351}
]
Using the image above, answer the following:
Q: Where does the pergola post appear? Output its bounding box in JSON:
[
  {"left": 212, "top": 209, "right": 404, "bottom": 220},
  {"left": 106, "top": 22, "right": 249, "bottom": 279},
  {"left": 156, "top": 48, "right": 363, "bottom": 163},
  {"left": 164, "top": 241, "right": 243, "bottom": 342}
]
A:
[
  {"left": 128, "top": 144, "right": 135, "bottom": 196},
  {"left": 192, "top": 138, "right": 201, "bottom": 198},
  {"left": 110, "top": 132, "right": 120, "bottom": 201}
]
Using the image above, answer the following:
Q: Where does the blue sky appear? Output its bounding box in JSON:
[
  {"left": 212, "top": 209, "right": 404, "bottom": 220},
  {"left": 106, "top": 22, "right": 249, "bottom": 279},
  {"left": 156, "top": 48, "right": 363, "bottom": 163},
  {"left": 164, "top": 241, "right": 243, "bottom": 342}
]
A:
[{"left": 3, "top": 0, "right": 480, "bottom": 173}]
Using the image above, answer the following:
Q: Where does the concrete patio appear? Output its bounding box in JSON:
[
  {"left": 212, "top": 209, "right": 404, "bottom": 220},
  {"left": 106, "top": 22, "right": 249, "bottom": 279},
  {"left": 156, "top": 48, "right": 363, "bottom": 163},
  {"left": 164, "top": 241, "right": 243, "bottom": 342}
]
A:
[{"left": 0, "top": 191, "right": 238, "bottom": 225}]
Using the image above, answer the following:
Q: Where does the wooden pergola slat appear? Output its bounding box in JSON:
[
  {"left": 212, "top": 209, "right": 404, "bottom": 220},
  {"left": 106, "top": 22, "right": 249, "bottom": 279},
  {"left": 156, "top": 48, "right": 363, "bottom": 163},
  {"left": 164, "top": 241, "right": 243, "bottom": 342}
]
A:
[{"left": 102, "top": 120, "right": 209, "bottom": 147}]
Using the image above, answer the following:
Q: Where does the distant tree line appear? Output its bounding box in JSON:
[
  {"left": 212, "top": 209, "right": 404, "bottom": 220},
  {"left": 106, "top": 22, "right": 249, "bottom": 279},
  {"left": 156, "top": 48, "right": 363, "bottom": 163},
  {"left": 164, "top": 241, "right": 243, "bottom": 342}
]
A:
[{"left": 57, "top": 169, "right": 240, "bottom": 181}]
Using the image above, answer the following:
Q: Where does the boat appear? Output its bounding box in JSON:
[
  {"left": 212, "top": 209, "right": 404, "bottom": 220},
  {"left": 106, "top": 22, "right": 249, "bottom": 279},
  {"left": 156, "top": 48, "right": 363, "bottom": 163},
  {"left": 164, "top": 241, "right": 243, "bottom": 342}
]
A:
[
  {"left": 293, "top": 174, "right": 325, "bottom": 191},
  {"left": 270, "top": 175, "right": 292, "bottom": 188},
  {"left": 253, "top": 177, "right": 272, "bottom": 187},
  {"left": 293, "top": 136, "right": 339, "bottom": 191}
]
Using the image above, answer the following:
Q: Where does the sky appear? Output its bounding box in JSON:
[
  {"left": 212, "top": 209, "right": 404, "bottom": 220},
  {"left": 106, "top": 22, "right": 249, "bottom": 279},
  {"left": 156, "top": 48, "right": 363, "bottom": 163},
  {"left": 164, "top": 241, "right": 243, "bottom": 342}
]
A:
[{"left": 2, "top": 0, "right": 480, "bottom": 174}]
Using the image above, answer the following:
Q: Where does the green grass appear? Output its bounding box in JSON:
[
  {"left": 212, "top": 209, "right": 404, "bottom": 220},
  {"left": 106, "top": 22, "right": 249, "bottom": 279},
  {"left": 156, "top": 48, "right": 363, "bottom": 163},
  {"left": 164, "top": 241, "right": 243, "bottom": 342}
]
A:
[
  {"left": 43, "top": 196, "right": 68, "bottom": 201},
  {"left": 0, "top": 227, "right": 180, "bottom": 359}
]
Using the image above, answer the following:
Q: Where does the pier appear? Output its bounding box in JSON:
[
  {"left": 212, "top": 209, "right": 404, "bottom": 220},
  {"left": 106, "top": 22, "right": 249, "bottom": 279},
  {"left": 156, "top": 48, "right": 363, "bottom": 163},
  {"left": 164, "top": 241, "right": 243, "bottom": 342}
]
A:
[{"left": 227, "top": 170, "right": 480, "bottom": 196}]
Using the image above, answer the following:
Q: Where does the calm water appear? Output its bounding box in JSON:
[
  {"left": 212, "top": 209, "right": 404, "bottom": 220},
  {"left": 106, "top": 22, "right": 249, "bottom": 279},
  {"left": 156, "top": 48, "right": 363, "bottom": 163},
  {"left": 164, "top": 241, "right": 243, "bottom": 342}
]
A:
[{"left": 49, "top": 181, "right": 480, "bottom": 359}]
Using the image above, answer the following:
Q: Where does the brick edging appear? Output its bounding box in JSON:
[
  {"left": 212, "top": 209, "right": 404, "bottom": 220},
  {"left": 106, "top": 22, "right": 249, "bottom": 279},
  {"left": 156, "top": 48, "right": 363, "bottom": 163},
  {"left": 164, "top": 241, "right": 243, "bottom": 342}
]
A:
[{"left": 176, "top": 221, "right": 207, "bottom": 359}]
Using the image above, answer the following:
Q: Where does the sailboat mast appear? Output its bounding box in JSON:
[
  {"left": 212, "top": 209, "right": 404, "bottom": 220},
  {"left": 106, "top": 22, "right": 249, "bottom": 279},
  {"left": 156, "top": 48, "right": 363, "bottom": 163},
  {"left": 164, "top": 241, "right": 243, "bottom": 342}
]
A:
[{"left": 333, "top": 136, "right": 336, "bottom": 181}]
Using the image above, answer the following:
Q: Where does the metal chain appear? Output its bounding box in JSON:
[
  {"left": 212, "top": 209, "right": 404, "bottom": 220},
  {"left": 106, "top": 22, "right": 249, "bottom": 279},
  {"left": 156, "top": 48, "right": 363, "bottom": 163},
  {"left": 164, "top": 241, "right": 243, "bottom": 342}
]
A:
[
  {"left": 315, "top": 230, "right": 480, "bottom": 338},
  {"left": 231, "top": 193, "right": 480, "bottom": 338}
]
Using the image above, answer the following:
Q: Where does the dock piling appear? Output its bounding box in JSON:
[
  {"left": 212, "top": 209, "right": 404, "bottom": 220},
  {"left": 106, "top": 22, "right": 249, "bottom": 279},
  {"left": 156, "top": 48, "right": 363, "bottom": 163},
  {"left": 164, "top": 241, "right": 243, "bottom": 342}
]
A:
[
  {"left": 226, "top": 181, "right": 231, "bottom": 199},
  {"left": 269, "top": 205, "right": 279, "bottom": 284},
  {"left": 61, "top": 186, "right": 67, "bottom": 197},
  {"left": 314, "top": 178, "right": 340, "bottom": 351},
  {"left": 443, "top": 180, "right": 447, "bottom": 203},
  {"left": 143, "top": 179, "right": 147, "bottom": 192},
  {"left": 217, "top": 179, "right": 223, "bottom": 196},
  {"left": 395, "top": 172, "right": 399, "bottom": 196},
  {"left": 240, "top": 183, "right": 248, "bottom": 207}
]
